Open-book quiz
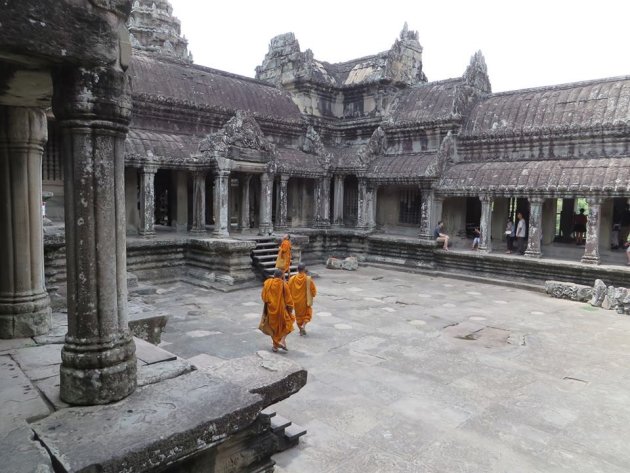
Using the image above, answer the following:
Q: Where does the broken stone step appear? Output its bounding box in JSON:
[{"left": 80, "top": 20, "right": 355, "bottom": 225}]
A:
[
  {"left": 283, "top": 423, "right": 307, "bottom": 442},
  {"left": 259, "top": 408, "right": 276, "bottom": 420},
  {"left": 270, "top": 415, "right": 291, "bottom": 433}
]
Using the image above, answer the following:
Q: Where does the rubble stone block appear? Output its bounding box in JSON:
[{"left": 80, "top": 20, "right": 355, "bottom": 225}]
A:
[
  {"left": 589, "top": 279, "right": 607, "bottom": 307},
  {"left": 545, "top": 280, "right": 592, "bottom": 302},
  {"left": 341, "top": 256, "right": 359, "bottom": 271}
]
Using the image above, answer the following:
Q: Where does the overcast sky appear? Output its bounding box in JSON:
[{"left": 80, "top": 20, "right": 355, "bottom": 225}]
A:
[{"left": 168, "top": 0, "right": 630, "bottom": 93}]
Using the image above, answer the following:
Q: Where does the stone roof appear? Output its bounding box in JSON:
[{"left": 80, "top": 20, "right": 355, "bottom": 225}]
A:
[
  {"left": 388, "top": 79, "right": 463, "bottom": 124},
  {"left": 129, "top": 54, "right": 304, "bottom": 121},
  {"left": 365, "top": 152, "right": 437, "bottom": 182},
  {"left": 126, "top": 129, "right": 199, "bottom": 165},
  {"left": 327, "top": 145, "right": 365, "bottom": 171},
  {"left": 275, "top": 148, "right": 327, "bottom": 176},
  {"left": 461, "top": 76, "right": 630, "bottom": 136},
  {"left": 438, "top": 157, "right": 630, "bottom": 196}
]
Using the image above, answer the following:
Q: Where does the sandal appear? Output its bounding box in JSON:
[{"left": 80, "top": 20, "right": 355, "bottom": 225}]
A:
[
  {"left": 272, "top": 346, "right": 278, "bottom": 352},
  {"left": 279, "top": 343, "right": 288, "bottom": 351}
]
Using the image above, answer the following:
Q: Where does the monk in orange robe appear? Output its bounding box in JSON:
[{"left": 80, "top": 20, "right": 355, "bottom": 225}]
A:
[
  {"left": 288, "top": 263, "right": 317, "bottom": 336},
  {"left": 275, "top": 234, "right": 292, "bottom": 277},
  {"left": 261, "top": 268, "right": 295, "bottom": 352}
]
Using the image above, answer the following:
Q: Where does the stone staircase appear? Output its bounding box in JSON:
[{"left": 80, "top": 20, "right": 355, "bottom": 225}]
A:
[
  {"left": 259, "top": 408, "right": 307, "bottom": 453},
  {"left": 250, "top": 237, "right": 299, "bottom": 280}
]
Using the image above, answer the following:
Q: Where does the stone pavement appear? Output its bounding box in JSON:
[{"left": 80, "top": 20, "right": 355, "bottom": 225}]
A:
[{"left": 150, "top": 264, "right": 630, "bottom": 473}]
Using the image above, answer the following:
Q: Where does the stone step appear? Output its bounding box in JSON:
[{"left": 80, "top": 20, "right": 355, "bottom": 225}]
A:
[
  {"left": 270, "top": 415, "right": 291, "bottom": 433},
  {"left": 252, "top": 248, "right": 278, "bottom": 255},
  {"left": 283, "top": 423, "right": 307, "bottom": 442},
  {"left": 259, "top": 408, "right": 276, "bottom": 420}
]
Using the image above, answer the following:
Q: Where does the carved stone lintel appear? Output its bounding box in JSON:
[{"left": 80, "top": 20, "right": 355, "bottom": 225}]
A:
[{"left": 0, "top": 106, "right": 51, "bottom": 339}]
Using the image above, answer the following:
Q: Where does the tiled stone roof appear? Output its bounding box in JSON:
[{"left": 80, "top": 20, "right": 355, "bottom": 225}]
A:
[
  {"left": 129, "top": 54, "right": 303, "bottom": 121},
  {"left": 126, "top": 129, "right": 199, "bottom": 162},
  {"left": 365, "top": 152, "right": 437, "bottom": 182},
  {"left": 275, "top": 148, "right": 327, "bottom": 176},
  {"left": 438, "top": 157, "right": 630, "bottom": 196},
  {"left": 461, "top": 76, "right": 630, "bottom": 136},
  {"left": 388, "top": 79, "right": 462, "bottom": 124}
]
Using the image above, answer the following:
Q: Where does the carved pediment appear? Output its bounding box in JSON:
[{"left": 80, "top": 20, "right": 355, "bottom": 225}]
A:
[
  {"left": 302, "top": 126, "right": 331, "bottom": 169},
  {"left": 199, "top": 110, "right": 275, "bottom": 156},
  {"left": 358, "top": 126, "right": 387, "bottom": 166},
  {"left": 426, "top": 130, "right": 457, "bottom": 177}
]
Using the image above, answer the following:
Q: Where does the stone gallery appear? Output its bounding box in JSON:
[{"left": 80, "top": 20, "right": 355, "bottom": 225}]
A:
[{"left": 1, "top": 0, "right": 629, "bottom": 471}]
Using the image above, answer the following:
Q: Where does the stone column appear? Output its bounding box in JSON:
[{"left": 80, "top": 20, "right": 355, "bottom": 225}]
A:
[
  {"left": 0, "top": 106, "right": 51, "bottom": 338},
  {"left": 525, "top": 197, "right": 543, "bottom": 258},
  {"left": 332, "top": 174, "right": 344, "bottom": 227},
  {"left": 190, "top": 170, "right": 207, "bottom": 233},
  {"left": 275, "top": 174, "right": 289, "bottom": 230},
  {"left": 432, "top": 196, "right": 444, "bottom": 231},
  {"left": 239, "top": 174, "right": 252, "bottom": 231},
  {"left": 314, "top": 176, "right": 331, "bottom": 227},
  {"left": 357, "top": 178, "right": 368, "bottom": 229},
  {"left": 52, "top": 66, "right": 136, "bottom": 404},
  {"left": 581, "top": 197, "right": 602, "bottom": 265},
  {"left": 213, "top": 170, "right": 230, "bottom": 237},
  {"left": 418, "top": 188, "right": 434, "bottom": 239},
  {"left": 138, "top": 165, "right": 157, "bottom": 237},
  {"left": 366, "top": 183, "right": 377, "bottom": 231},
  {"left": 479, "top": 195, "right": 493, "bottom": 253},
  {"left": 259, "top": 172, "right": 274, "bottom": 235}
]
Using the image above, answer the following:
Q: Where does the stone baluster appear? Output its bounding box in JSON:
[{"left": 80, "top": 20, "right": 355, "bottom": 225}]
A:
[
  {"left": 524, "top": 196, "right": 543, "bottom": 258},
  {"left": 275, "top": 174, "right": 289, "bottom": 230},
  {"left": 259, "top": 172, "right": 274, "bottom": 235},
  {"left": 52, "top": 66, "right": 136, "bottom": 404},
  {"left": 418, "top": 188, "right": 434, "bottom": 239},
  {"left": 0, "top": 106, "right": 51, "bottom": 338},
  {"left": 314, "top": 176, "right": 331, "bottom": 227},
  {"left": 239, "top": 174, "right": 252, "bottom": 231},
  {"left": 332, "top": 174, "right": 344, "bottom": 227},
  {"left": 190, "top": 170, "right": 207, "bottom": 233},
  {"left": 138, "top": 165, "right": 157, "bottom": 237},
  {"left": 479, "top": 195, "right": 493, "bottom": 252},
  {"left": 213, "top": 170, "right": 230, "bottom": 237},
  {"left": 581, "top": 197, "right": 602, "bottom": 265}
]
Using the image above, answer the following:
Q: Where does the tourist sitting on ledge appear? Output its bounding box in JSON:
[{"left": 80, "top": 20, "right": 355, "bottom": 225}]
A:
[{"left": 434, "top": 221, "right": 450, "bottom": 251}]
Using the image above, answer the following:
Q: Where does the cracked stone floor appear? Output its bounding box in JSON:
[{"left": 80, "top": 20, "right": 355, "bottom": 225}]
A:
[{"left": 143, "top": 265, "right": 630, "bottom": 473}]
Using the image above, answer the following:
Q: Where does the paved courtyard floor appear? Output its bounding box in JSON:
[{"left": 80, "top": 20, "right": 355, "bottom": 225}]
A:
[{"left": 146, "top": 265, "right": 630, "bottom": 473}]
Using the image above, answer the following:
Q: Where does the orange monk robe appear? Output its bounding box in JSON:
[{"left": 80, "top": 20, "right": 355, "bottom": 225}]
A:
[
  {"left": 288, "top": 273, "right": 317, "bottom": 327},
  {"left": 275, "top": 239, "right": 292, "bottom": 274},
  {"left": 261, "top": 277, "right": 295, "bottom": 347}
]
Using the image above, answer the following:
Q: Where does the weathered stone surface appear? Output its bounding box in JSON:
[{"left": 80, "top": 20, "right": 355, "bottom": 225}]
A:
[
  {"left": 545, "top": 280, "right": 593, "bottom": 302},
  {"left": 341, "top": 256, "right": 359, "bottom": 271},
  {"left": 32, "top": 371, "right": 265, "bottom": 473},
  {"left": 12, "top": 344, "right": 62, "bottom": 382},
  {"left": 195, "top": 351, "right": 307, "bottom": 406},
  {"left": 589, "top": 279, "right": 607, "bottom": 307},
  {"left": 326, "top": 257, "right": 343, "bottom": 269}
]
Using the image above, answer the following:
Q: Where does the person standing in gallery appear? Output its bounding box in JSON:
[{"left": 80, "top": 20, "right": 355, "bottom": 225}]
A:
[{"left": 505, "top": 217, "right": 515, "bottom": 254}]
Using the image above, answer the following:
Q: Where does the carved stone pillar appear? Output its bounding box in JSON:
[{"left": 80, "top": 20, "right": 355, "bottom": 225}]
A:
[
  {"left": 259, "top": 172, "right": 274, "bottom": 235},
  {"left": 432, "top": 196, "right": 444, "bottom": 233},
  {"left": 332, "top": 174, "right": 344, "bottom": 227},
  {"left": 239, "top": 174, "right": 252, "bottom": 231},
  {"left": 53, "top": 66, "right": 136, "bottom": 404},
  {"left": 525, "top": 197, "right": 543, "bottom": 258},
  {"left": 314, "top": 176, "right": 331, "bottom": 227},
  {"left": 275, "top": 174, "right": 289, "bottom": 230},
  {"left": 138, "top": 165, "right": 157, "bottom": 237},
  {"left": 358, "top": 180, "right": 377, "bottom": 231},
  {"left": 418, "top": 188, "right": 434, "bottom": 239},
  {"left": 190, "top": 170, "right": 207, "bottom": 233},
  {"left": 0, "top": 106, "right": 51, "bottom": 339},
  {"left": 213, "top": 170, "right": 230, "bottom": 237},
  {"left": 479, "top": 195, "right": 493, "bottom": 253},
  {"left": 581, "top": 197, "right": 602, "bottom": 265}
]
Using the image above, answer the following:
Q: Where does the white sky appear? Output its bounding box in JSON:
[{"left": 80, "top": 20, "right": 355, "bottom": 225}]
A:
[{"left": 169, "top": 0, "right": 630, "bottom": 93}]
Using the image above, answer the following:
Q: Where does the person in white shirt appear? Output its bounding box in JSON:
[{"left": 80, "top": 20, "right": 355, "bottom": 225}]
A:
[{"left": 515, "top": 212, "right": 527, "bottom": 255}]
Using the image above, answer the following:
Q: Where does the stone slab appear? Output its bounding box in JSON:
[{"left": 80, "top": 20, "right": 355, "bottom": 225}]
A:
[
  {"left": 11, "top": 344, "right": 62, "bottom": 381},
  {"left": 193, "top": 351, "right": 307, "bottom": 405},
  {"left": 134, "top": 337, "right": 177, "bottom": 365},
  {"left": 33, "top": 371, "right": 264, "bottom": 473},
  {"left": 0, "top": 337, "right": 37, "bottom": 354},
  {"left": 137, "top": 357, "right": 194, "bottom": 387}
]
